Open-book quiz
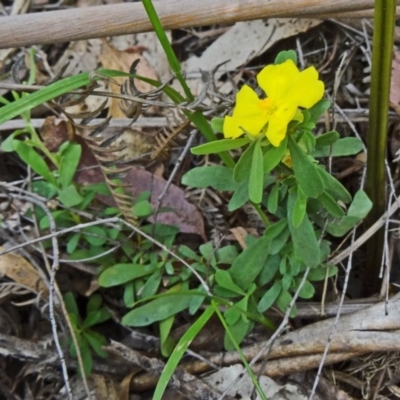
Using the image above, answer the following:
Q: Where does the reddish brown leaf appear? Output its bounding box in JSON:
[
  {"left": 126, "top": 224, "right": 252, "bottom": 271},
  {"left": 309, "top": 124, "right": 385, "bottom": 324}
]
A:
[
  {"left": 123, "top": 167, "right": 206, "bottom": 241},
  {"left": 390, "top": 49, "right": 400, "bottom": 115}
]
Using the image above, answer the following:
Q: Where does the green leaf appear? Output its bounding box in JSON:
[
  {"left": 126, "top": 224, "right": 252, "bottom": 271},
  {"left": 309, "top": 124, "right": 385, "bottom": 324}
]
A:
[
  {"left": 313, "top": 137, "right": 364, "bottom": 157},
  {"left": 216, "top": 245, "right": 239, "bottom": 264},
  {"left": 264, "top": 219, "right": 288, "bottom": 241},
  {"left": 153, "top": 306, "right": 214, "bottom": 400},
  {"left": 139, "top": 269, "right": 162, "bottom": 299},
  {"left": 326, "top": 190, "right": 372, "bottom": 237},
  {"left": 318, "top": 191, "right": 345, "bottom": 218},
  {"left": 296, "top": 280, "right": 315, "bottom": 299},
  {"left": 269, "top": 227, "right": 290, "bottom": 255},
  {"left": 267, "top": 182, "right": 280, "bottom": 214},
  {"left": 82, "top": 225, "right": 108, "bottom": 246},
  {"left": 292, "top": 186, "right": 307, "bottom": 228},
  {"left": 178, "top": 245, "right": 201, "bottom": 261},
  {"left": 288, "top": 136, "right": 325, "bottom": 198},
  {"left": 234, "top": 141, "right": 255, "bottom": 182},
  {"left": 59, "top": 143, "right": 81, "bottom": 188},
  {"left": 132, "top": 200, "right": 152, "bottom": 217},
  {"left": 248, "top": 141, "right": 264, "bottom": 203},
  {"left": 67, "top": 233, "right": 81, "bottom": 254},
  {"left": 315, "top": 131, "right": 340, "bottom": 147},
  {"left": 317, "top": 166, "right": 351, "bottom": 203},
  {"left": 225, "top": 296, "right": 248, "bottom": 325},
  {"left": 211, "top": 117, "right": 224, "bottom": 133},
  {"left": 99, "top": 264, "right": 156, "bottom": 287},
  {"left": 160, "top": 316, "right": 176, "bottom": 357},
  {"left": 58, "top": 185, "right": 84, "bottom": 207},
  {"left": 78, "top": 339, "right": 93, "bottom": 377},
  {"left": 258, "top": 254, "right": 280, "bottom": 286},
  {"left": 288, "top": 189, "right": 320, "bottom": 268},
  {"left": 215, "top": 270, "right": 246, "bottom": 296},
  {"left": 347, "top": 190, "right": 373, "bottom": 219},
  {"left": 64, "top": 292, "right": 79, "bottom": 318},
  {"left": 276, "top": 290, "right": 297, "bottom": 317},
  {"left": 301, "top": 130, "right": 317, "bottom": 154},
  {"left": 182, "top": 166, "right": 238, "bottom": 191},
  {"left": 307, "top": 99, "right": 331, "bottom": 123},
  {"left": 84, "top": 330, "right": 108, "bottom": 358},
  {"left": 274, "top": 50, "right": 297, "bottom": 65},
  {"left": 13, "top": 140, "right": 56, "bottom": 184},
  {"left": 223, "top": 318, "right": 253, "bottom": 351},
  {"left": 229, "top": 236, "right": 271, "bottom": 291},
  {"left": 307, "top": 265, "right": 338, "bottom": 281},
  {"left": 122, "top": 293, "right": 196, "bottom": 327},
  {"left": 258, "top": 280, "right": 281, "bottom": 312},
  {"left": 228, "top": 181, "right": 249, "bottom": 211},
  {"left": 191, "top": 138, "right": 250, "bottom": 155},
  {"left": 199, "top": 242, "right": 216, "bottom": 265},
  {"left": 263, "top": 136, "right": 288, "bottom": 173},
  {"left": 86, "top": 293, "right": 102, "bottom": 314},
  {"left": 82, "top": 309, "right": 111, "bottom": 329},
  {"left": 281, "top": 273, "right": 292, "bottom": 291}
]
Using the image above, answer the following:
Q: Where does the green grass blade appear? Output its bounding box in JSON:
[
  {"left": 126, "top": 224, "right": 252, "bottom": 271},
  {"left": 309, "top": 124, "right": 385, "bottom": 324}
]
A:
[
  {"left": 0, "top": 69, "right": 130, "bottom": 125},
  {"left": 140, "top": 0, "right": 235, "bottom": 169},
  {"left": 213, "top": 300, "right": 268, "bottom": 400},
  {"left": 141, "top": 0, "right": 193, "bottom": 101},
  {"left": 364, "top": 0, "right": 396, "bottom": 295},
  {"left": 153, "top": 306, "right": 215, "bottom": 400}
]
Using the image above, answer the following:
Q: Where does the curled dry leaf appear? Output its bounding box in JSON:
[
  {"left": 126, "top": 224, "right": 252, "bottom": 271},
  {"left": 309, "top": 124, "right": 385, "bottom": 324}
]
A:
[
  {"left": 0, "top": 247, "right": 48, "bottom": 298},
  {"left": 40, "top": 116, "right": 69, "bottom": 152},
  {"left": 100, "top": 38, "right": 159, "bottom": 118}
]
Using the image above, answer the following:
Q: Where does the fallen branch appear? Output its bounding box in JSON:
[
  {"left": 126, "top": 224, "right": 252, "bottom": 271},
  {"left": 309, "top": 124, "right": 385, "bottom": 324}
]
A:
[{"left": 0, "top": 0, "right": 400, "bottom": 49}]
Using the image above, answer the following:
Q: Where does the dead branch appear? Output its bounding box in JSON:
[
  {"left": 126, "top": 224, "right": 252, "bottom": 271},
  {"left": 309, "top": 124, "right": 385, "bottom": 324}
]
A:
[{"left": 0, "top": 0, "right": 400, "bottom": 49}]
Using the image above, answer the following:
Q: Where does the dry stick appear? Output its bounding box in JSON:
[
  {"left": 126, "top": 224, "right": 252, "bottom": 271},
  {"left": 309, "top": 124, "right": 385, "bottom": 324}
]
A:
[{"left": 0, "top": 0, "right": 399, "bottom": 49}]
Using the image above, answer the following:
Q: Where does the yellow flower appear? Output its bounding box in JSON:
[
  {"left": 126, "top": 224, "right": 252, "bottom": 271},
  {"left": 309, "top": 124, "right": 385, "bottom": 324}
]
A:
[{"left": 223, "top": 59, "right": 324, "bottom": 147}]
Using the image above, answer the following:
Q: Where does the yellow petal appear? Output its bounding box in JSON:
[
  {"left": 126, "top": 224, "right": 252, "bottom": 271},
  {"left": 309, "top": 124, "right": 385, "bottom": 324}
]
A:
[
  {"left": 257, "top": 60, "right": 299, "bottom": 101},
  {"left": 288, "top": 66, "right": 324, "bottom": 108},
  {"left": 223, "top": 116, "right": 246, "bottom": 139},
  {"left": 265, "top": 104, "right": 297, "bottom": 147},
  {"left": 223, "top": 85, "right": 267, "bottom": 137}
]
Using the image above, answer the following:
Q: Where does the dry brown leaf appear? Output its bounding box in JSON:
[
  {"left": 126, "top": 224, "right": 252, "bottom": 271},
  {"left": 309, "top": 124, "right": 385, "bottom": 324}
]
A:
[
  {"left": 0, "top": 247, "right": 48, "bottom": 298},
  {"left": 91, "top": 374, "right": 120, "bottom": 400},
  {"left": 40, "top": 116, "right": 69, "bottom": 152},
  {"left": 99, "top": 39, "right": 158, "bottom": 118},
  {"left": 230, "top": 227, "right": 249, "bottom": 249},
  {"left": 118, "top": 368, "right": 142, "bottom": 400},
  {"left": 123, "top": 167, "right": 206, "bottom": 240}
]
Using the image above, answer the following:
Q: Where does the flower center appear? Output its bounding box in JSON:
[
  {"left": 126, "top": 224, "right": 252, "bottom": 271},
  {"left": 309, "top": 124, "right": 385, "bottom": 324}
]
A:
[{"left": 258, "top": 98, "right": 276, "bottom": 116}]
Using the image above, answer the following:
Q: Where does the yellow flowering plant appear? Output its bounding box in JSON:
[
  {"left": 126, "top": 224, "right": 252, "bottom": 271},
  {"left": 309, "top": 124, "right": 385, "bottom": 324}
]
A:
[{"left": 182, "top": 50, "right": 372, "bottom": 348}]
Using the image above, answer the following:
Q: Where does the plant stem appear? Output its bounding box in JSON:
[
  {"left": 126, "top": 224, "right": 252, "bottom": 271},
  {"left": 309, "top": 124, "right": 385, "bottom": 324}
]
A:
[
  {"left": 252, "top": 202, "right": 271, "bottom": 226},
  {"left": 364, "top": 0, "right": 396, "bottom": 296}
]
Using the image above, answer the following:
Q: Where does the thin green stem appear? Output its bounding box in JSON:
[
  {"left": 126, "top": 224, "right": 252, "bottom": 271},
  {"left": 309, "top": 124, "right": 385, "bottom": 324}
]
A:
[
  {"left": 252, "top": 202, "right": 271, "bottom": 226},
  {"left": 364, "top": 0, "right": 396, "bottom": 295}
]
